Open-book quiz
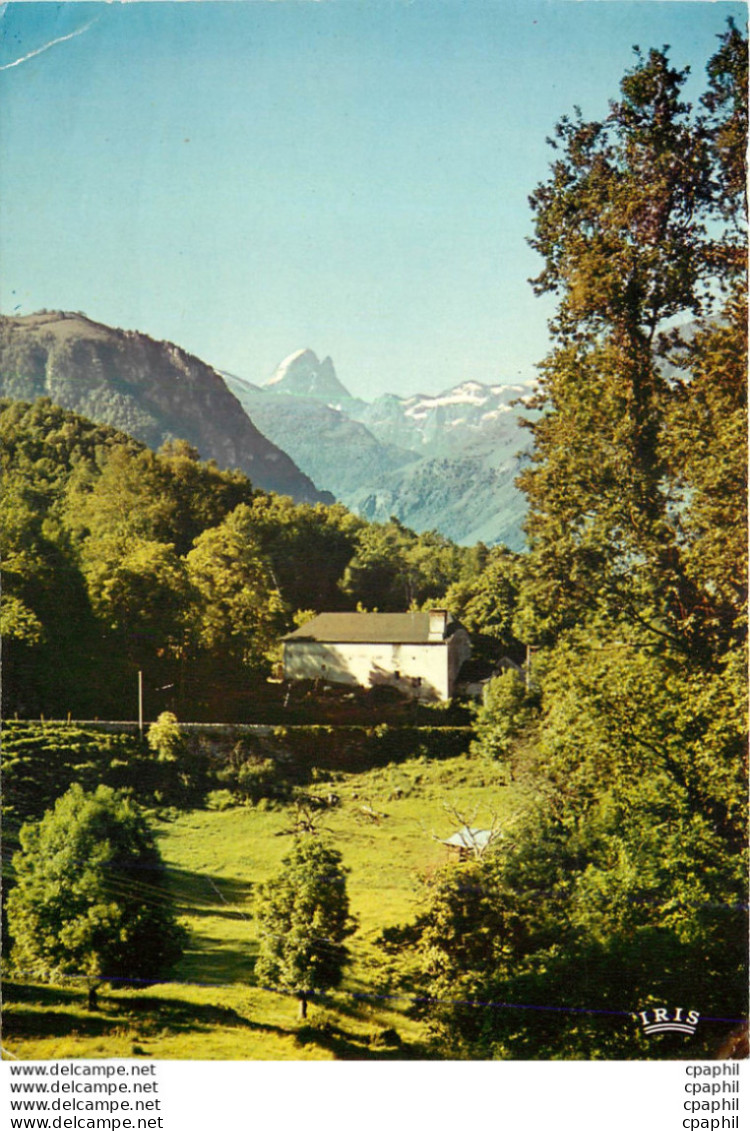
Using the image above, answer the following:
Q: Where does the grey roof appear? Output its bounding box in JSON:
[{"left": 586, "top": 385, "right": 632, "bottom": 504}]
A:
[
  {"left": 441, "top": 827, "right": 494, "bottom": 850},
  {"left": 282, "top": 611, "right": 452, "bottom": 645}
]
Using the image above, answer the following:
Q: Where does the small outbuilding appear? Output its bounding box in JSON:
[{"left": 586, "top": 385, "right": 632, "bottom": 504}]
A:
[
  {"left": 281, "top": 609, "right": 471, "bottom": 701},
  {"left": 441, "top": 826, "right": 496, "bottom": 859}
]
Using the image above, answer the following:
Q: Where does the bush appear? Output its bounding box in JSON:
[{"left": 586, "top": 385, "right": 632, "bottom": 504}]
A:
[
  {"left": 7, "top": 784, "right": 185, "bottom": 1005},
  {"left": 206, "top": 789, "right": 239, "bottom": 811},
  {"left": 471, "top": 671, "right": 533, "bottom": 770},
  {"left": 147, "top": 712, "right": 184, "bottom": 762}
]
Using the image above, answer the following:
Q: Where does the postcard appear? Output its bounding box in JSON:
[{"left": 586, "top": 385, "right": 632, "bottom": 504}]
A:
[{"left": 1, "top": 2, "right": 747, "bottom": 1126}]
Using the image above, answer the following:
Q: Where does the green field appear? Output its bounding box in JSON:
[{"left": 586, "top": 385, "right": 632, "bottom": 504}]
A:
[{"left": 3, "top": 750, "right": 519, "bottom": 1060}]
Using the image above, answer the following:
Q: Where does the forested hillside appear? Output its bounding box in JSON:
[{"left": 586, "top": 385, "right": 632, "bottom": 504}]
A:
[
  {"left": 0, "top": 398, "right": 523, "bottom": 719},
  {"left": 0, "top": 311, "right": 332, "bottom": 504}
]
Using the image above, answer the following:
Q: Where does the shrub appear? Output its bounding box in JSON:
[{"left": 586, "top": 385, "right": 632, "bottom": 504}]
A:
[
  {"left": 7, "top": 784, "right": 185, "bottom": 1006},
  {"left": 206, "top": 789, "right": 239, "bottom": 811}
]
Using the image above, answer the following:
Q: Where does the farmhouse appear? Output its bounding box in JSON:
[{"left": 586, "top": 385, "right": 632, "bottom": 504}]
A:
[{"left": 281, "top": 609, "right": 472, "bottom": 701}]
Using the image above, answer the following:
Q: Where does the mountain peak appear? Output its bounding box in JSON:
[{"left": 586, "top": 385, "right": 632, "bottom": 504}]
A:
[
  {"left": 266, "top": 348, "right": 319, "bottom": 386},
  {"left": 265, "top": 348, "right": 352, "bottom": 403}
]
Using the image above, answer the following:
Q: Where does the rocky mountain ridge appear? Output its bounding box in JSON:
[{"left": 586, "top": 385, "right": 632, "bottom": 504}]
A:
[
  {"left": 0, "top": 313, "right": 534, "bottom": 546},
  {"left": 0, "top": 312, "right": 333, "bottom": 505},
  {"left": 228, "top": 348, "right": 536, "bottom": 548},
  {"left": 265, "top": 348, "right": 360, "bottom": 409}
]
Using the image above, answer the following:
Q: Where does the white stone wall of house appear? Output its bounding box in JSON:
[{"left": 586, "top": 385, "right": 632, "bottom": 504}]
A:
[{"left": 283, "top": 640, "right": 453, "bottom": 700}]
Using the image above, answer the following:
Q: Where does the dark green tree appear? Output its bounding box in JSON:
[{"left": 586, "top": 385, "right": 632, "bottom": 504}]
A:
[
  {"left": 417, "top": 636, "right": 747, "bottom": 1059},
  {"left": 146, "top": 711, "right": 185, "bottom": 762},
  {"left": 247, "top": 494, "right": 363, "bottom": 613},
  {"left": 185, "top": 503, "right": 287, "bottom": 675},
  {"left": 415, "top": 25, "right": 747, "bottom": 1062},
  {"left": 663, "top": 298, "right": 747, "bottom": 652},
  {"left": 470, "top": 669, "right": 532, "bottom": 775},
  {"left": 702, "top": 18, "right": 748, "bottom": 255},
  {"left": 444, "top": 544, "right": 521, "bottom": 648},
  {"left": 255, "top": 838, "right": 355, "bottom": 1019},
  {"left": 7, "top": 784, "right": 185, "bottom": 1008},
  {"left": 0, "top": 466, "right": 101, "bottom": 717},
  {"left": 519, "top": 37, "right": 746, "bottom": 649}
]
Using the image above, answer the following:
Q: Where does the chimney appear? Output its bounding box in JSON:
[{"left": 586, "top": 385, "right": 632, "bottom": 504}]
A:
[{"left": 428, "top": 609, "right": 448, "bottom": 640}]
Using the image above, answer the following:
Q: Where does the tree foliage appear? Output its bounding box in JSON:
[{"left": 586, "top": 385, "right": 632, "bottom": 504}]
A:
[
  {"left": 419, "top": 635, "right": 747, "bottom": 1058},
  {"left": 254, "top": 837, "right": 355, "bottom": 1017},
  {"left": 146, "top": 711, "right": 185, "bottom": 762},
  {"left": 519, "top": 28, "right": 747, "bottom": 656},
  {"left": 444, "top": 544, "right": 522, "bottom": 651},
  {"left": 7, "top": 784, "right": 185, "bottom": 1002},
  {"left": 0, "top": 398, "right": 480, "bottom": 719},
  {"left": 419, "top": 25, "right": 748, "bottom": 1060},
  {"left": 340, "top": 520, "right": 467, "bottom": 611},
  {"left": 185, "top": 504, "right": 286, "bottom": 674},
  {"left": 470, "top": 669, "right": 532, "bottom": 771}
]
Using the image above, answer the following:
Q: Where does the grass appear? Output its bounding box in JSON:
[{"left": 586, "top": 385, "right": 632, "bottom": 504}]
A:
[{"left": 2, "top": 749, "right": 520, "bottom": 1060}]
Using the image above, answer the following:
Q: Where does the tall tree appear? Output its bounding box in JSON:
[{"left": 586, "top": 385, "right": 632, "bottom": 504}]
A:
[
  {"left": 7, "top": 784, "right": 185, "bottom": 1008},
  {"left": 418, "top": 26, "right": 748, "bottom": 1062},
  {"left": 519, "top": 33, "right": 746, "bottom": 651},
  {"left": 255, "top": 838, "right": 355, "bottom": 1019},
  {"left": 185, "top": 503, "right": 286, "bottom": 676}
]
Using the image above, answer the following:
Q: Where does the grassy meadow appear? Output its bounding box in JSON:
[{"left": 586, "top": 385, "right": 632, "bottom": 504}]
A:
[{"left": 3, "top": 749, "right": 521, "bottom": 1060}]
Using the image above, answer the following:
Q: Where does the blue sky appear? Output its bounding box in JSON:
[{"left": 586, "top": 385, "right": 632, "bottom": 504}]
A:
[{"left": 0, "top": 1, "right": 745, "bottom": 398}]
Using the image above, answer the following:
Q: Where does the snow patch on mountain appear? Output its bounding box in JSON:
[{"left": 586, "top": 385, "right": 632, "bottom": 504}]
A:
[
  {"left": 229, "top": 347, "right": 538, "bottom": 547},
  {"left": 266, "top": 348, "right": 315, "bottom": 387}
]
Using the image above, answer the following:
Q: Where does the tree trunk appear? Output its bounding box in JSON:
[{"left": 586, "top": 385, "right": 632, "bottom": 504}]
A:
[
  {"left": 87, "top": 984, "right": 99, "bottom": 1011},
  {"left": 298, "top": 993, "right": 308, "bottom": 1020}
]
